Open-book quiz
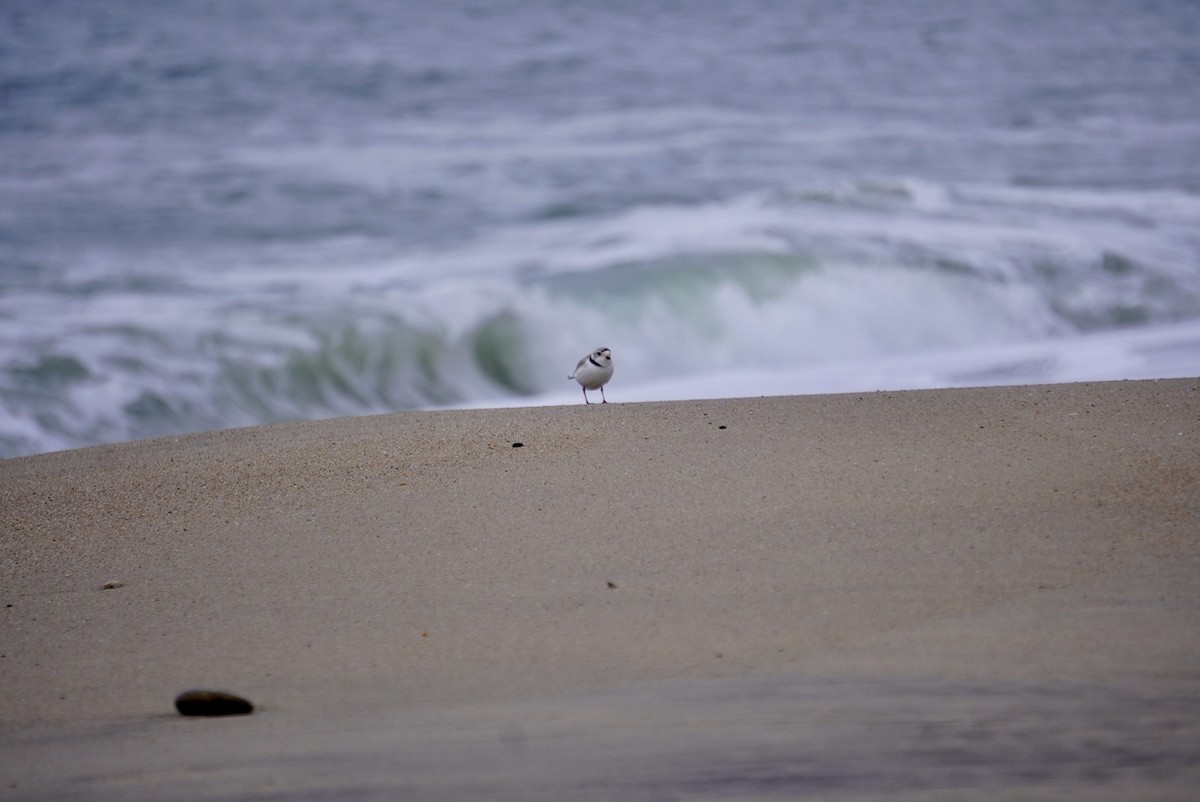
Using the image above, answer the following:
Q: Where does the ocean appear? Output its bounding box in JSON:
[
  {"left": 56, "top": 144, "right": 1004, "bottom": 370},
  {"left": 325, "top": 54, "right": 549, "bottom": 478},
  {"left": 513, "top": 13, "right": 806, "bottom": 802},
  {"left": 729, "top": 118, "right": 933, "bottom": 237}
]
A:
[{"left": 3, "top": 0, "right": 1199, "bottom": 458}]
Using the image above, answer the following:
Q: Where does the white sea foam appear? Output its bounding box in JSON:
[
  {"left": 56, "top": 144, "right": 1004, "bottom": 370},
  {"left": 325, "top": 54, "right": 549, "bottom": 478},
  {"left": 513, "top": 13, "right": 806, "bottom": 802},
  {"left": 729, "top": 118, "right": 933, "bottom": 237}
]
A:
[
  {"left": 461, "top": 319, "right": 1200, "bottom": 410},
  {"left": 4, "top": 178, "right": 1199, "bottom": 457}
]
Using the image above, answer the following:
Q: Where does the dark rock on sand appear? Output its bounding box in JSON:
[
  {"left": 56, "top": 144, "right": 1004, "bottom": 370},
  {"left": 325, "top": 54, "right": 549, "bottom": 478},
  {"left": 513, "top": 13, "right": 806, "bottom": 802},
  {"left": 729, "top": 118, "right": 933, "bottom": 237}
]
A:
[{"left": 174, "top": 689, "right": 254, "bottom": 717}]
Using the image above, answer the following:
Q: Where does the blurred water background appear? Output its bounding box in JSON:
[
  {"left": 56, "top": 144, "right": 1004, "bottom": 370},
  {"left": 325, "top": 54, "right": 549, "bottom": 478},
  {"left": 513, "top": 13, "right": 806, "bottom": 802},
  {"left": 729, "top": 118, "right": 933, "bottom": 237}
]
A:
[{"left": 3, "top": 0, "right": 1199, "bottom": 457}]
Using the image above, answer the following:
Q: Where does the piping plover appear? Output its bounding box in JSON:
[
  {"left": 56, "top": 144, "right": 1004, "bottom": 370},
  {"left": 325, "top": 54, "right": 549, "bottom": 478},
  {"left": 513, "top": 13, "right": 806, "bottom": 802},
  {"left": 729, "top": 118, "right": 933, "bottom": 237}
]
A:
[{"left": 568, "top": 347, "right": 613, "bottom": 404}]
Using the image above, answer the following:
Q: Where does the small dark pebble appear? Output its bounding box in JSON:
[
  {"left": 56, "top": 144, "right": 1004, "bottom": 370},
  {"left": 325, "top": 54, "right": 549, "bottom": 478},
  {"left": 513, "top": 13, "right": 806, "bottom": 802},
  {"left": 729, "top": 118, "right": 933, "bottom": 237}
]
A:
[
  {"left": 718, "top": 425, "right": 726, "bottom": 429},
  {"left": 102, "top": 580, "right": 124, "bottom": 590},
  {"left": 512, "top": 442, "right": 524, "bottom": 448},
  {"left": 175, "top": 689, "right": 254, "bottom": 717},
  {"left": 607, "top": 581, "right": 617, "bottom": 589}
]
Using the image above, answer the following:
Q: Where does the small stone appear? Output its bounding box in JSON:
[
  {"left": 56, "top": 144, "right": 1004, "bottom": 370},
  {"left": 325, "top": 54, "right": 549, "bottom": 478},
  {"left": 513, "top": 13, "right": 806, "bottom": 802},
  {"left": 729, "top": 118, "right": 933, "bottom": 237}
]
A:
[
  {"left": 102, "top": 581, "right": 124, "bottom": 590},
  {"left": 174, "top": 689, "right": 254, "bottom": 717},
  {"left": 606, "top": 581, "right": 617, "bottom": 589},
  {"left": 512, "top": 442, "right": 524, "bottom": 448}
]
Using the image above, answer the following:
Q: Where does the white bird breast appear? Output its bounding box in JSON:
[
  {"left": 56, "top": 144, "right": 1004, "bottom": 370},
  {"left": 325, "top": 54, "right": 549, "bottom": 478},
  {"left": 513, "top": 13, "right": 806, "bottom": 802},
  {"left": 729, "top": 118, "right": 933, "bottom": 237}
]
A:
[{"left": 573, "top": 349, "right": 613, "bottom": 389}]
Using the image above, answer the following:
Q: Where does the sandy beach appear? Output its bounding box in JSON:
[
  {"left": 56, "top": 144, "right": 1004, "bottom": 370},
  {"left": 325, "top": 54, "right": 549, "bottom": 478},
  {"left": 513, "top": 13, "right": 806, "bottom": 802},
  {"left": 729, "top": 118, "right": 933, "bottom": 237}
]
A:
[{"left": 2, "top": 379, "right": 1198, "bottom": 799}]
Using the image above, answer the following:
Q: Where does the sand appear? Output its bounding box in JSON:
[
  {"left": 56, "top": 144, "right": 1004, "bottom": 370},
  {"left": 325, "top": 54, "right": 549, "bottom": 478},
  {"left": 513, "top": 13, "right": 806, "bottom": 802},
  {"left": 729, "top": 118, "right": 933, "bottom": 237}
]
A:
[{"left": 2, "top": 379, "right": 1198, "bottom": 799}]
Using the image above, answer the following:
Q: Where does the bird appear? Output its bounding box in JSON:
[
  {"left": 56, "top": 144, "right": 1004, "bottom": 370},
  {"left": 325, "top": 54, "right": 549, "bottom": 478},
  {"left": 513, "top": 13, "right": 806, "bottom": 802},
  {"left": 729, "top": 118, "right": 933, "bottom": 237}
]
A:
[{"left": 568, "top": 347, "right": 614, "bottom": 404}]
